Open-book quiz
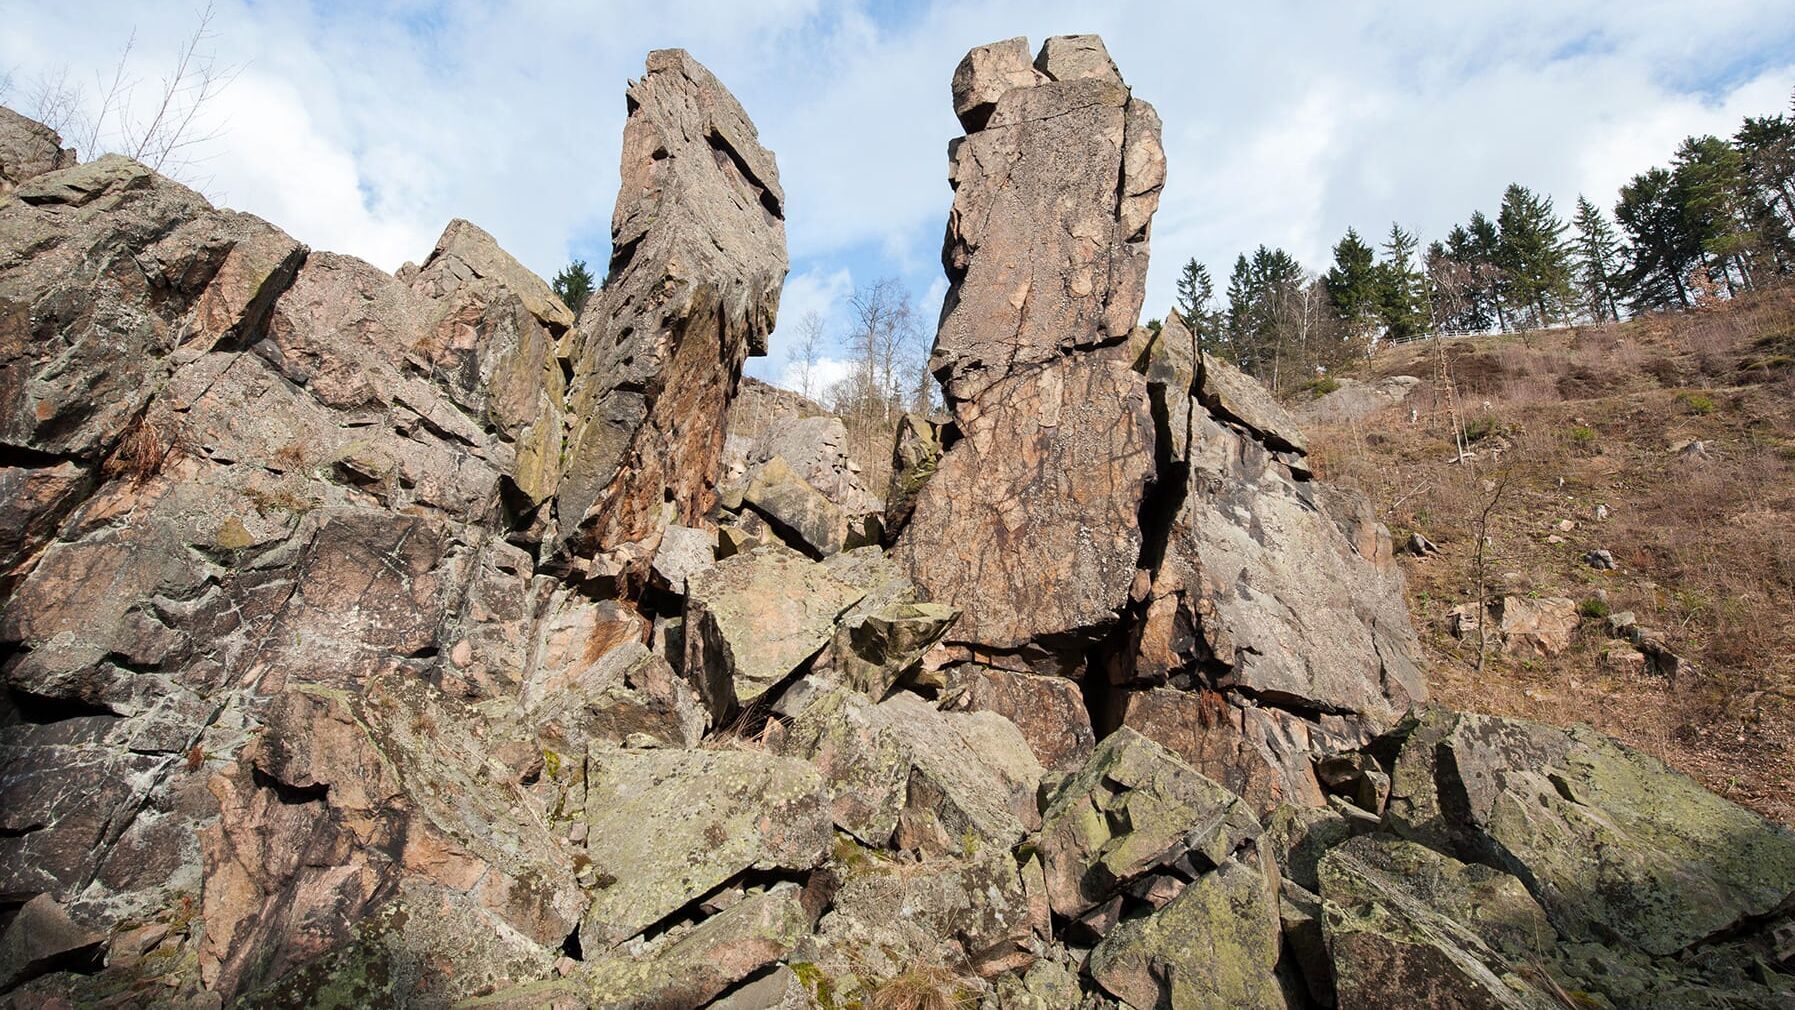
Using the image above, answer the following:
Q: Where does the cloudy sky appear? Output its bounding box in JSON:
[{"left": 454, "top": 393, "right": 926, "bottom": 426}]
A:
[{"left": 6, "top": 1, "right": 1794, "bottom": 389}]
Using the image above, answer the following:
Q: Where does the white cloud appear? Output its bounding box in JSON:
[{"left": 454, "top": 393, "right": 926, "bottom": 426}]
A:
[
  {"left": 776, "top": 355, "right": 856, "bottom": 402},
  {"left": 6, "top": 0, "right": 1793, "bottom": 364},
  {"left": 752, "top": 265, "right": 855, "bottom": 382}
]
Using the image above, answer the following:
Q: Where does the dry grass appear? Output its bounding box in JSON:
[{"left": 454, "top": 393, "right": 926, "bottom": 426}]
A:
[
  {"left": 1304, "top": 288, "right": 1795, "bottom": 825},
  {"left": 866, "top": 964, "right": 978, "bottom": 1010}
]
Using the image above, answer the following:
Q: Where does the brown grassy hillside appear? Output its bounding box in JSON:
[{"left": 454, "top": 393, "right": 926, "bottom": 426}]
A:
[{"left": 1298, "top": 290, "right": 1795, "bottom": 825}]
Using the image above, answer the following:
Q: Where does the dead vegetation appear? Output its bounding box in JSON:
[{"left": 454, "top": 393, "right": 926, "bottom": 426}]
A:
[{"left": 1302, "top": 289, "right": 1795, "bottom": 824}]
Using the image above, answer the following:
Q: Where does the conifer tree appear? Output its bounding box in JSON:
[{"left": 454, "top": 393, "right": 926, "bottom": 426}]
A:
[
  {"left": 551, "top": 260, "right": 596, "bottom": 316},
  {"left": 1174, "top": 258, "right": 1226, "bottom": 355},
  {"left": 1571, "top": 195, "right": 1627, "bottom": 321},
  {"left": 1466, "top": 211, "right": 1509, "bottom": 331},
  {"left": 1376, "top": 222, "right": 1428, "bottom": 341},
  {"left": 1496, "top": 184, "right": 1574, "bottom": 327},
  {"left": 1323, "top": 228, "right": 1380, "bottom": 342},
  {"left": 1616, "top": 167, "right": 1699, "bottom": 310},
  {"left": 1673, "top": 135, "right": 1759, "bottom": 293}
]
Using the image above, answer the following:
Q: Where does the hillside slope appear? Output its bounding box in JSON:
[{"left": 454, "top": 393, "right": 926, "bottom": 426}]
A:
[{"left": 1298, "top": 291, "right": 1795, "bottom": 824}]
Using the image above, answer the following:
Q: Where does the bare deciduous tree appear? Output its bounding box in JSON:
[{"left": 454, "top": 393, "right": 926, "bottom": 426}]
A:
[
  {"left": 16, "top": 4, "right": 234, "bottom": 185},
  {"left": 787, "top": 310, "right": 826, "bottom": 401}
]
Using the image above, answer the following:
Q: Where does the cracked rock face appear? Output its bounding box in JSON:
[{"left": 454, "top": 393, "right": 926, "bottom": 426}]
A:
[
  {"left": 889, "top": 35, "right": 1165, "bottom": 663},
  {"left": 0, "top": 51, "right": 792, "bottom": 1005},
  {"left": 556, "top": 48, "right": 789, "bottom": 575}
]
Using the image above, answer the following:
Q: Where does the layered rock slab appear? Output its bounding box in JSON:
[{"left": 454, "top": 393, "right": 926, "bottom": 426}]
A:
[
  {"left": 557, "top": 49, "right": 788, "bottom": 572},
  {"left": 1387, "top": 708, "right": 1795, "bottom": 958},
  {"left": 580, "top": 748, "right": 829, "bottom": 947}
]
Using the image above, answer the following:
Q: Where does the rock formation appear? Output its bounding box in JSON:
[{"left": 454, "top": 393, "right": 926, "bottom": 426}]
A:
[
  {"left": 556, "top": 48, "right": 788, "bottom": 584},
  {"left": 890, "top": 34, "right": 1162, "bottom": 664},
  {"left": 2, "top": 34, "right": 1793, "bottom": 1010}
]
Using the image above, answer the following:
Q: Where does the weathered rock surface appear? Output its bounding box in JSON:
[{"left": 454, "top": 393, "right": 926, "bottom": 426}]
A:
[
  {"left": 1449, "top": 594, "right": 1580, "bottom": 658},
  {"left": 4, "top": 35, "right": 1793, "bottom": 1009},
  {"left": 743, "top": 413, "right": 882, "bottom": 516},
  {"left": 890, "top": 34, "right": 1164, "bottom": 664},
  {"left": 0, "top": 58, "right": 795, "bottom": 1005},
  {"left": 743, "top": 454, "right": 849, "bottom": 556},
  {"left": 781, "top": 689, "right": 1042, "bottom": 856},
  {"left": 684, "top": 542, "right": 868, "bottom": 719},
  {"left": 810, "top": 843, "right": 1045, "bottom": 994},
  {"left": 1319, "top": 835, "right": 1559, "bottom": 1010},
  {"left": 1037, "top": 728, "right": 1261, "bottom": 919},
  {"left": 1293, "top": 373, "right": 1422, "bottom": 427},
  {"left": 556, "top": 48, "right": 788, "bottom": 572},
  {"left": 1088, "top": 855, "right": 1286, "bottom": 1010},
  {"left": 0, "top": 894, "right": 102, "bottom": 992},
  {"left": 581, "top": 748, "right": 828, "bottom": 946},
  {"left": 0, "top": 106, "right": 76, "bottom": 192},
  {"left": 944, "top": 665, "right": 1096, "bottom": 772},
  {"left": 1387, "top": 708, "right": 1795, "bottom": 958}
]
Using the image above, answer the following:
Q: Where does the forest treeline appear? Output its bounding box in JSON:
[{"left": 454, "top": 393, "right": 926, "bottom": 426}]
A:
[{"left": 1174, "top": 89, "right": 1795, "bottom": 393}]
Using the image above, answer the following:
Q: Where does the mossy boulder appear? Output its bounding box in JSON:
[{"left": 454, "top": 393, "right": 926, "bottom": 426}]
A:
[
  {"left": 1088, "top": 853, "right": 1285, "bottom": 1010},
  {"left": 1037, "top": 728, "right": 1261, "bottom": 919},
  {"left": 581, "top": 749, "right": 828, "bottom": 947},
  {"left": 1387, "top": 709, "right": 1795, "bottom": 957}
]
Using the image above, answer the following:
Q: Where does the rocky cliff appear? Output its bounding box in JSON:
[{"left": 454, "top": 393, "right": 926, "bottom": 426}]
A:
[{"left": 1, "top": 38, "right": 1792, "bottom": 1010}]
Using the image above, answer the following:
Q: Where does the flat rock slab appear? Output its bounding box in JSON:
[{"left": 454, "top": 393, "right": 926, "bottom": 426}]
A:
[
  {"left": 1319, "top": 836, "right": 1559, "bottom": 1010},
  {"left": 581, "top": 750, "right": 828, "bottom": 947},
  {"left": 684, "top": 543, "right": 867, "bottom": 720}
]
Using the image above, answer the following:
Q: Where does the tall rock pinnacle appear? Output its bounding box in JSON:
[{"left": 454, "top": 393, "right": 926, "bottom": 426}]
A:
[
  {"left": 556, "top": 49, "right": 789, "bottom": 581},
  {"left": 890, "top": 35, "right": 1165, "bottom": 664}
]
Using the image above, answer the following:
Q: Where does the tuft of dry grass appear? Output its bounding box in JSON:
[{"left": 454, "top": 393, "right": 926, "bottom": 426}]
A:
[{"left": 866, "top": 964, "right": 978, "bottom": 1010}]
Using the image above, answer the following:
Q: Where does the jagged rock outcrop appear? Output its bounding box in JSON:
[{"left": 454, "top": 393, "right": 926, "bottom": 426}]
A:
[
  {"left": 889, "top": 34, "right": 1163, "bottom": 664},
  {"left": 5, "top": 34, "right": 1795, "bottom": 1010},
  {"left": 556, "top": 49, "right": 788, "bottom": 581},
  {"left": 0, "top": 107, "right": 75, "bottom": 194},
  {"left": 0, "top": 50, "right": 794, "bottom": 1005}
]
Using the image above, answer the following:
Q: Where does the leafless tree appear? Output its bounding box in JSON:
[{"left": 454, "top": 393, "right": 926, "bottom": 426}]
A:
[
  {"left": 18, "top": 4, "right": 235, "bottom": 184},
  {"left": 787, "top": 311, "right": 826, "bottom": 401}
]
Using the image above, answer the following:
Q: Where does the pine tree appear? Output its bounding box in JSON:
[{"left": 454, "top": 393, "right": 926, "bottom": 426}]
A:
[
  {"left": 1571, "top": 196, "right": 1627, "bottom": 321},
  {"left": 1673, "top": 135, "right": 1759, "bottom": 293},
  {"left": 551, "top": 260, "right": 596, "bottom": 316},
  {"left": 1466, "top": 211, "right": 1509, "bottom": 331},
  {"left": 1174, "top": 259, "right": 1225, "bottom": 355},
  {"left": 1616, "top": 167, "right": 1700, "bottom": 310},
  {"left": 1376, "top": 222, "right": 1428, "bottom": 342},
  {"left": 1225, "top": 247, "right": 1306, "bottom": 381},
  {"left": 1737, "top": 112, "right": 1795, "bottom": 275},
  {"left": 1323, "top": 228, "right": 1380, "bottom": 343},
  {"left": 1496, "top": 184, "right": 1574, "bottom": 328}
]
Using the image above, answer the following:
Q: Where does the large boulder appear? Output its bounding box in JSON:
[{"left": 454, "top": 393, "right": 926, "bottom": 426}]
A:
[
  {"left": 781, "top": 689, "right": 1042, "bottom": 856},
  {"left": 1036, "top": 728, "right": 1261, "bottom": 920},
  {"left": 1387, "top": 708, "right": 1795, "bottom": 957},
  {"left": 1318, "top": 835, "right": 1560, "bottom": 1010},
  {"left": 1088, "top": 855, "right": 1286, "bottom": 1010},
  {"left": 683, "top": 542, "right": 868, "bottom": 720},
  {"left": 557, "top": 49, "right": 788, "bottom": 574},
  {"left": 580, "top": 748, "right": 829, "bottom": 947},
  {"left": 0, "top": 105, "right": 76, "bottom": 192}
]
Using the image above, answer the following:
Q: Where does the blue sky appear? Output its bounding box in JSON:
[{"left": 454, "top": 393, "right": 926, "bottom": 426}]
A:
[{"left": 6, "top": 0, "right": 1794, "bottom": 390}]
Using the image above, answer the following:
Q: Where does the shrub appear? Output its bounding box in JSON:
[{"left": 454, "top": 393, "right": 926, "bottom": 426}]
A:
[
  {"left": 1578, "top": 597, "right": 1610, "bottom": 620},
  {"left": 1462, "top": 415, "right": 1502, "bottom": 444},
  {"left": 1677, "top": 391, "right": 1716, "bottom": 415},
  {"left": 1305, "top": 375, "right": 1341, "bottom": 398},
  {"left": 1567, "top": 425, "right": 1598, "bottom": 450}
]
